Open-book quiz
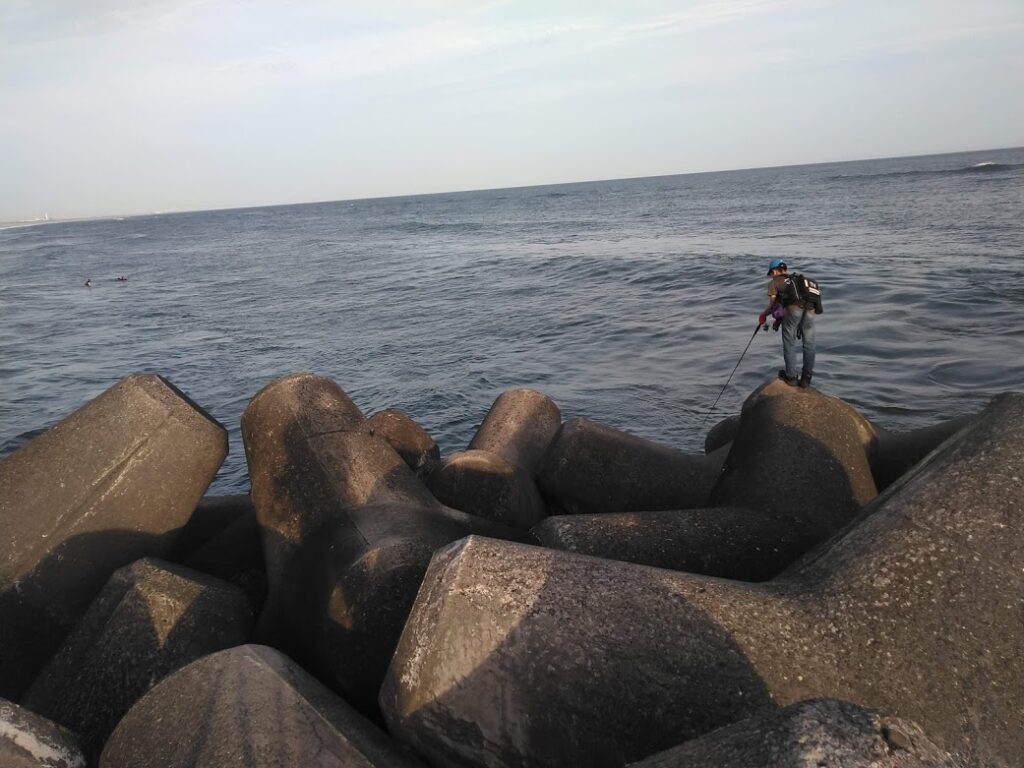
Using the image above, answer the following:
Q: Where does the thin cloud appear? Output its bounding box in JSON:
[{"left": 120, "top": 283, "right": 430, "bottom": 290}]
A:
[
  {"left": 2, "top": 0, "right": 1022, "bottom": 220},
  {"left": 620, "top": 0, "right": 811, "bottom": 36}
]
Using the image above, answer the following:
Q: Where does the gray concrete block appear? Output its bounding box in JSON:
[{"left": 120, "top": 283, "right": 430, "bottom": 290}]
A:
[
  {"left": 381, "top": 393, "right": 1024, "bottom": 768},
  {"left": 704, "top": 415, "right": 739, "bottom": 454},
  {"left": 427, "top": 449, "right": 547, "bottom": 528},
  {"left": 427, "top": 389, "right": 560, "bottom": 528},
  {"left": 709, "top": 379, "right": 878, "bottom": 539},
  {"left": 537, "top": 417, "right": 727, "bottom": 514},
  {"left": 240, "top": 373, "right": 366, "bottom": 590},
  {"left": 0, "top": 697, "right": 84, "bottom": 768},
  {"left": 870, "top": 412, "right": 977, "bottom": 491},
  {"left": 361, "top": 410, "right": 440, "bottom": 477},
  {"left": 241, "top": 373, "right": 530, "bottom": 714},
  {"left": 0, "top": 374, "right": 228, "bottom": 699},
  {"left": 468, "top": 388, "right": 562, "bottom": 471},
  {"left": 381, "top": 535, "right": 773, "bottom": 768},
  {"left": 23, "top": 558, "right": 252, "bottom": 764},
  {"left": 533, "top": 506, "right": 811, "bottom": 581},
  {"left": 100, "top": 644, "right": 423, "bottom": 768},
  {"left": 626, "top": 698, "right": 960, "bottom": 768}
]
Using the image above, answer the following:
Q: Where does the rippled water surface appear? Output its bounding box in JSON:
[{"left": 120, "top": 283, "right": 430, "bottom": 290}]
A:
[{"left": 2, "top": 148, "right": 1022, "bottom": 493}]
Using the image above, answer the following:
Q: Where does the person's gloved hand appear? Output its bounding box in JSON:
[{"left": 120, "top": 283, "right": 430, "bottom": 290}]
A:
[
  {"left": 757, "top": 312, "right": 767, "bottom": 325},
  {"left": 772, "top": 319, "right": 782, "bottom": 332}
]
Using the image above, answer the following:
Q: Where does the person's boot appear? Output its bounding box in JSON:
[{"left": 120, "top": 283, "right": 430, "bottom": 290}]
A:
[
  {"left": 778, "top": 369, "right": 799, "bottom": 386},
  {"left": 799, "top": 369, "right": 813, "bottom": 389}
]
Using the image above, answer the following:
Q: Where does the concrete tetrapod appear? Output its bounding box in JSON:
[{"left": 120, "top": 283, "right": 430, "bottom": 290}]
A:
[
  {"left": 536, "top": 417, "right": 727, "bottom": 515},
  {"left": 467, "top": 388, "right": 563, "bottom": 470},
  {"left": 241, "top": 373, "right": 530, "bottom": 714},
  {"left": 0, "top": 698, "right": 85, "bottom": 768},
  {"left": 708, "top": 379, "right": 878, "bottom": 542},
  {"left": 360, "top": 410, "right": 441, "bottom": 478},
  {"left": 0, "top": 374, "right": 228, "bottom": 700},
  {"left": 533, "top": 506, "right": 811, "bottom": 581},
  {"left": 22, "top": 558, "right": 252, "bottom": 764},
  {"left": 626, "top": 698, "right": 959, "bottom": 768},
  {"left": 704, "top": 415, "right": 739, "bottom": 454},
  {"left": 100, "top": 644, "right": 424, "bottom": 768},
  {"left": 380, "top": 393, "right": 1024, "bottom": 768},
  {"left": 427, "top": 389, "right": 560, "bottom": 528},
  {"left": 240, "top": 373, "right": 366, "bottom": 592},
  {"left": 870, "top": 412, "right": 977, "bottom": 492},
  {"left": 427, "top": 449, "right": 547, "bottom": 528}
]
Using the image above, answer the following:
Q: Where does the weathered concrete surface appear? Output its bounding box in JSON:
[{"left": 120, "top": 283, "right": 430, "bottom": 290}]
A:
[
  {"left": 23, "top": 558, "right": 252, "bottom": 764},
  {"left": 467, "top": 389, "right": 562, "bottom": 470},
  {"left": 0, "top": 698, "right": 85, "bottom": 768},
  {"left": 704, "top": 415, "right": 739, "bottom": 454},
  {"left": 381, "top": 393, "right": 1024, "bottom": 768},
  {"left": 427, "top": 390, "right": 560, "bottom": 528},
  {"left": 708, "top": 379, "right": 878, "bottom": 539},
  {"left": 240, "top": 373, "right": 365, "bottom": 590},
  {"left": 537, "top": 417, "right": 728, "bottom": 514},
  {"left": 380, "top": 535, "right": 776, "bottom": 768},
  {"left": 627, "top": 698, "right": 959, "bottom": 768},
  {"left": 871, "top": 413, "right": 977, "bottom": 491},
  {"left": 100, "top": 644, "right": 424, "bottom": 768},
  {"left": 427, "top": 449, "right": 547, "bottom": 528},
  {"left": 533, "top": 506, "right": 811, "bottom": 581},
  {"left": 360, "top": 410, "right": 440, "bottom": 477},
  {"left": 0, "top": 374, "right": 228, "bottom": 700},
  {"left": 711, "top": 382, "right": 978, "bottom": 498},
  {"left": 242, "top": 373, "right": 530, "bottom": 714}
]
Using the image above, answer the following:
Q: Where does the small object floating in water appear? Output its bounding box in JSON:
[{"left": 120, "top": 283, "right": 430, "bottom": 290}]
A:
[
  {"left": 84, "top": 279, "right": 92, "bottom": 287},
  {"left": 114, "top": 276, "right": 128, "bottom": 282}
]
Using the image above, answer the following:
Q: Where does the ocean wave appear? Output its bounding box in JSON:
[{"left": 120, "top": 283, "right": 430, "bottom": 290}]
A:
[
  {"left": 952, "top": 161, "right": 1022, "bottom": 174},
  {"left": 830, "top": 161, "right": 1023, "bottom": 181},
  {"left": 513, "top": 219, "right": 614, "bottom": 236},
  {"left": 368, "top": 221, "right": 488, "bottom": 234}
]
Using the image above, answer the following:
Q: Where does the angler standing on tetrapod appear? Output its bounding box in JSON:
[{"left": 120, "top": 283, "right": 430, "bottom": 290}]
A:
[{"left": 757, "top": 258, "right": 823, "bottom": 388}]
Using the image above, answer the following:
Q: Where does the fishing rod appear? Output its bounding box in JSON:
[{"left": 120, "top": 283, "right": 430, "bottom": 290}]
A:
[{"left": 701, "top": 323, "right": 761, "bottom": 429}]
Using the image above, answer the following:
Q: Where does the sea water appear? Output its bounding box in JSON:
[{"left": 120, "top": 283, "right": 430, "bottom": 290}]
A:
[{"left": 2, "top": 148, "right": 1022, "bottom": 494}]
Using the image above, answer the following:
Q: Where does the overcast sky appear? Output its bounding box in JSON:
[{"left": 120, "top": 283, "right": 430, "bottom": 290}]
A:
[{"left": 2, "top": 0, "right": 1022, "bottom": 221}]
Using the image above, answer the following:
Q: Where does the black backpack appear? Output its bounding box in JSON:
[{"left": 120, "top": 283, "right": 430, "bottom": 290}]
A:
[{"left": 782, "top": 273, "right": 823, "bottom": 314}]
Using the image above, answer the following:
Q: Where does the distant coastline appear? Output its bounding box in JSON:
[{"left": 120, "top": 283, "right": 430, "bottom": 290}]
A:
[
  {"left": 0, "top": 213, "right": 140, "bottom": 232},
  {"left": 0, "top": 218, "right": 58, "bottom": 232}
]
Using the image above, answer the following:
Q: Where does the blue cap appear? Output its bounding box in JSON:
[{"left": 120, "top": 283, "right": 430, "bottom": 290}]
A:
[{"left": 767, "top": 258, "right": 787, "bottom": 275}]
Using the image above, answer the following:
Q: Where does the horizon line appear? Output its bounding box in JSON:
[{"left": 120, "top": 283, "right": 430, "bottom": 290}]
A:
[{"left": 4, "top": 143, "right": 1022, "bottom": 228}]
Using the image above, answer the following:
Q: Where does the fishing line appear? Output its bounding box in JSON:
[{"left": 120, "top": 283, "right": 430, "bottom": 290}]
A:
[{"left": 701, "top": 324, "right": 761, "bottom": 430}]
